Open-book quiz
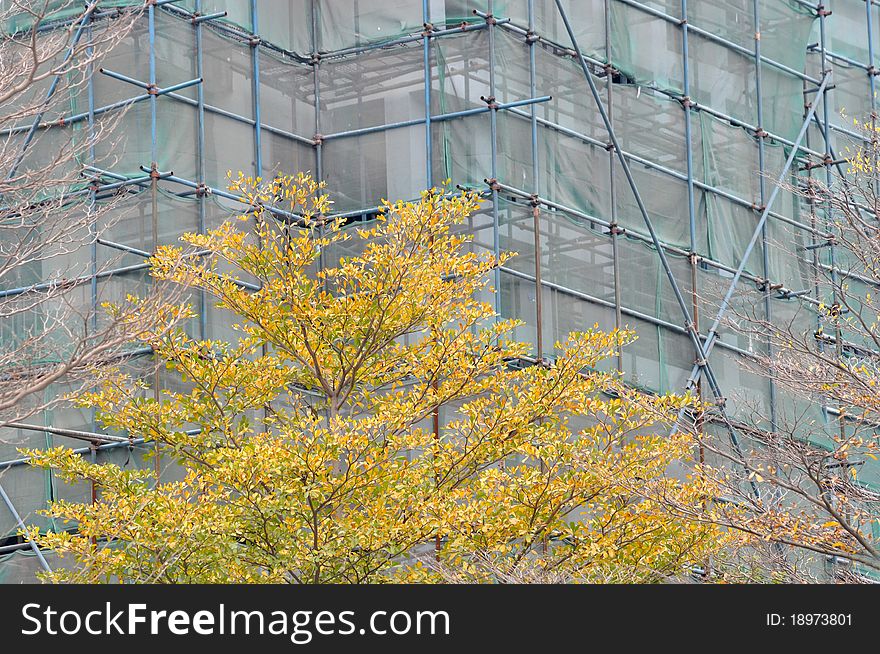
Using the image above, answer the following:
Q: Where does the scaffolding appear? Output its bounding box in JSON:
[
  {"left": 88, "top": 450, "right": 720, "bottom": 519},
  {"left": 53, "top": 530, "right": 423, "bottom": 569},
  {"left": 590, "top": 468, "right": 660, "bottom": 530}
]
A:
[{"left": 2, "top": 0, "right": 880, "bottom": 581}]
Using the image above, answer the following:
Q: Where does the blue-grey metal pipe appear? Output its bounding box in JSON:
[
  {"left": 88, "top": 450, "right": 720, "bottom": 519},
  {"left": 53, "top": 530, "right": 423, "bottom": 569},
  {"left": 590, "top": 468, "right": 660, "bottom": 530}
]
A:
[
  {"left": 868, "top": 1, "right": 877, "bottom": 109},
  {"left": 0, "top": 260, "right": 151, "bottom": 299},
  {"left": 602, "top": 0, "right": 623, "bottom": 370},
  {"left": 318, "top": 20, "right": 490, "bottom": 61},
  {"left": 0, "top": 83, "right": 206, "bottom": 138},
  {"left": 487, "top": 2, "right": 502, "bottom": 320},
  {"left": 99, "top": 67, "right": 203, "bottom": 96},
  {"left": 85, "top": 9, "right": 100, "bottom": 446},
  {"left": 753, "top": 0, "right": 777, "bottom": 432},
  {"left": 97, "top": 238, "right": 152, "bottom": 259},
  {"left": 680, "top": 0, "right": 697, "bottom": 254},
  {"left": 423, "top": 0, "right": 433, "bottom": 188},
  {"left": 528, "top": 0, "right": 544, "bottom": 360},
  {"left": 819, "top": 2, "right": 846, "bottom": 449},
  {"left": 82, "top": 166, "right": 305, "bottom": 223},
  {"left": 148, "top": 3, "right": 158, "bottom": 171},
  {"left": 321, "top": 95, "right": 552, "bottom": 141},
  {"left": 195, "top": 0, "right": 208, "bottom": 340},
  {"left": 251, "top": 0, "right": 262, "bottom": 179},
  {"left": 808, "top": 43, "right": 872, "bottom": 71},
  {"left": 91, "top": 174, "right": 153, "bottom": 192},
  {"left": 192, "top": 10, "right": 226, "bottom": 24},
  {"left": 0, "top": 428, "right": 201, "bottom": 472}
]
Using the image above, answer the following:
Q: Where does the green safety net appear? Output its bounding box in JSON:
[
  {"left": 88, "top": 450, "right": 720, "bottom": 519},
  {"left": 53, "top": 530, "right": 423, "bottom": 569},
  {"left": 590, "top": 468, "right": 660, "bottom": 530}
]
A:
[
  {"left": 0, "top": 0, "right": 139, "bottom": 33},
  {"left": 2, "top": 0, "right": 839, "bottom": 392},
  {"left": 826, "top": 0, "right": 880, "bottom": 66},
  {"left": 4, "top": 0, "right": 880, "bottom": 564}
]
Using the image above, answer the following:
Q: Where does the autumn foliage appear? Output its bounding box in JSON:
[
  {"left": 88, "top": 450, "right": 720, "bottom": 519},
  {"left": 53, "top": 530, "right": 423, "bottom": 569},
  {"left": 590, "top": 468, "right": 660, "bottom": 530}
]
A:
[{"left": 24, "top": 174, "right": 727, "bottom": 583}]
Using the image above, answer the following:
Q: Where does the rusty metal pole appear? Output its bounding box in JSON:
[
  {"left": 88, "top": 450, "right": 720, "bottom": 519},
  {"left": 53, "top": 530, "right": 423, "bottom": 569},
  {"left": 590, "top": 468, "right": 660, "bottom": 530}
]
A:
[{"left": 532, "top": 200, "right": 544, "bottom": 362}]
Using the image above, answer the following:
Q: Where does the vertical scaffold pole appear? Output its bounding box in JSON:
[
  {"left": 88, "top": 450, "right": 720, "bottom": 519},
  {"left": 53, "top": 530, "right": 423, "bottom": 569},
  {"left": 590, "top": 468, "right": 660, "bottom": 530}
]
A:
[
  {"left": 86, "top": 6, "right": 99, "bottom": 508},
  {"left": 312, "top": 0, "right": 323, "bottom": 185},
  {"left": 195, "top": 0, "right": 207, "bottom": 340},
  {"left": 423, "top": 0, "right": 433, "bottom": 189},
  {"left": 487, "top": 1, "right": 502, "bottom": 322},
  {"left": 250, "top": 0, "right": 271, "bottom": 431},
  {"left": 527, "top": 0, "right": 547, "bottom": 554},
  {"left": 251, "top": 0, "right": 262, "bottom": 178},
  {"left": 606, "top": 0, "right": 623, "bottom": 373},
  {"left": 818, "top": 4, "right": 846, "bottom": 445},
  {"left": 527, "top": 0, "right": 543, "bottom": 362},
  {"left": 680, "top": 0, "right": 705, "bottom": 455},
  {"left": 147, "top": 1, "right": 162, "bottom": 482},
  {"left": 753, "top": 0, "right": 778, "bottom": 433},
  {"left": 310, "top": 0, "right": 326, "bottom": 277},
  {"left": 816, "top": 4, "right": 846, "bottom": 579},
  {"left": 866, "top": 3, "right": 879, "bottom": 213}
]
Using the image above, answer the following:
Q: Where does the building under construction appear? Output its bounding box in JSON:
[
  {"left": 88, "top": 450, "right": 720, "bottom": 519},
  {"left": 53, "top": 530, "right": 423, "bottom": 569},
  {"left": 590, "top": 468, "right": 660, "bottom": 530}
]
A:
[{"left": 2, "top": 0, "right": 880, "bottom": 581}]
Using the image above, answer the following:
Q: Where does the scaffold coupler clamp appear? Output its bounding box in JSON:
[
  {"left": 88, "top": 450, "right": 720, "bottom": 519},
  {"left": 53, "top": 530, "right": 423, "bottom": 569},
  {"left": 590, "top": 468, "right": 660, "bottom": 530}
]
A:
[{"left": 481, "top": 95, "right": 499, "bottom": 110}]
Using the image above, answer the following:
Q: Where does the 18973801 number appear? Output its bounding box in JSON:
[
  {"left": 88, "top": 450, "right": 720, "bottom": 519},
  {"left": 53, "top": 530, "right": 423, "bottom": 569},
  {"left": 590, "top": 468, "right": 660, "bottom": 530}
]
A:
[{"left": 766, "top": 614, "right": 852, "bottom": 627}]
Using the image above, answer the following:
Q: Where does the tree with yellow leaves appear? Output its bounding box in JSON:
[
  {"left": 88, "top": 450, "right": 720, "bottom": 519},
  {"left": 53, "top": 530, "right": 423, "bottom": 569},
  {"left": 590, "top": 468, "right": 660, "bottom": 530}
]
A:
[{"left": 24, "top": 173, "right": 727, "bottom": 583}]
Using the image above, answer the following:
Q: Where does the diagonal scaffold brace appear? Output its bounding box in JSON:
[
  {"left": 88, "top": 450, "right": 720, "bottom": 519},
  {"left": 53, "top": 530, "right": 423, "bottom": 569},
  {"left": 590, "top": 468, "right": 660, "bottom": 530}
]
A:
[
  {"left": 0, "top": 482, "right": 50, "bottom": 572},
  {"left": 679, "top": 73, "right": 830, "bottom": 400},
  {"left": 550, "top": 0, "right": 815, "bottom": 499},
  {"left": 550, "top": 6, "right": 724, "bottom": 401}
]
